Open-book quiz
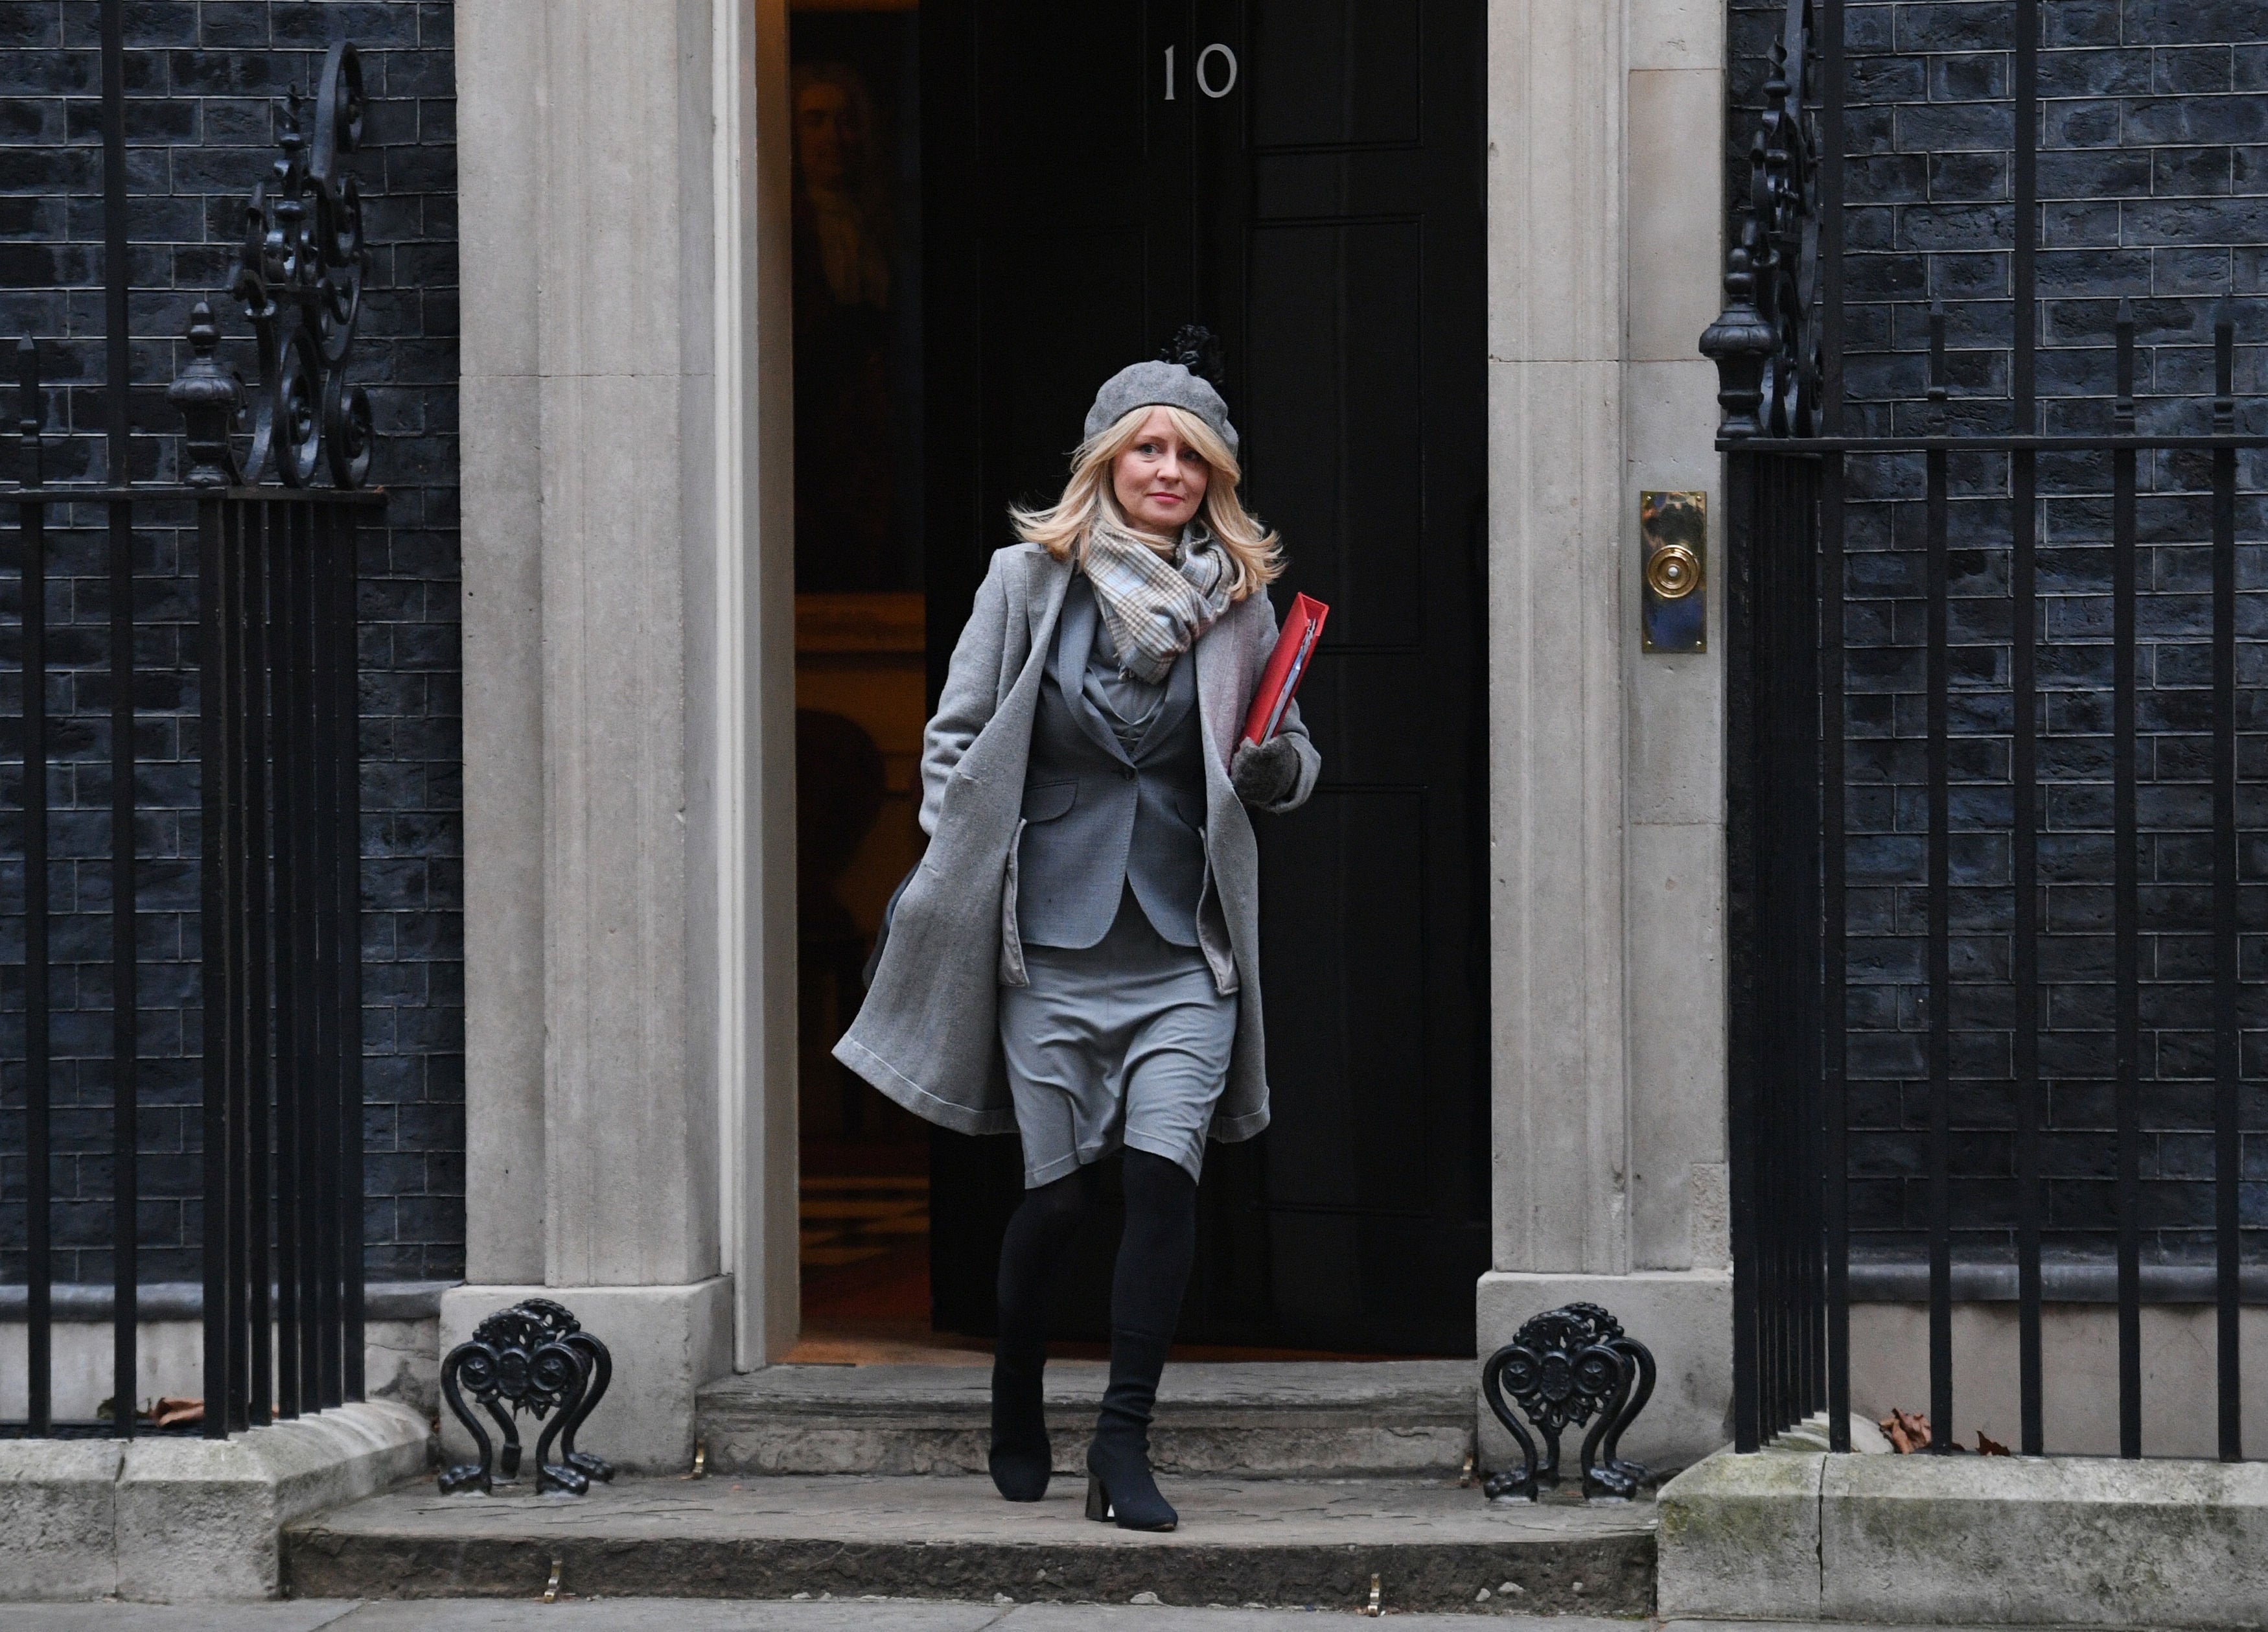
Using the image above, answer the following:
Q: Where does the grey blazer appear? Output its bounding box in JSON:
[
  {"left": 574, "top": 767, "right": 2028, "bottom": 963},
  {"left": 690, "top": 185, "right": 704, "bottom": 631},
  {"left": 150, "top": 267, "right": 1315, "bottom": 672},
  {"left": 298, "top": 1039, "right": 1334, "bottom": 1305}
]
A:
[
  {"left": 833, "top": 542, "right": 1321, "bottom": 1141},
  {"left": 1015, "top": 577, "right": 1212, "bottom": 954}
]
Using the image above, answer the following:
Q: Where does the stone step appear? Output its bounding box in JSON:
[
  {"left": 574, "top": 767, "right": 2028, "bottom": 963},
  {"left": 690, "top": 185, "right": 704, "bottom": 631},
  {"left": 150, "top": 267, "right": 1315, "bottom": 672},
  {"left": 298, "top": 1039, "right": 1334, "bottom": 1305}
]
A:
[
  {"left": 284, "top": 1474, "right": 1657, "bottom": 1616},
  {"left": 696, "top": 1360, "right": 1477, "bottom": 1479}
]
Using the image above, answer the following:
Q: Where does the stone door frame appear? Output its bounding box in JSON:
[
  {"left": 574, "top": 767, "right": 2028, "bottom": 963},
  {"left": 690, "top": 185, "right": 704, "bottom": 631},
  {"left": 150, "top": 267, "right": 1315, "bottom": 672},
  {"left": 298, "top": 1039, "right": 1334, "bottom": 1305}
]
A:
[{"left": 455, "top": 0, "right": 1738, "bottom": 1473}]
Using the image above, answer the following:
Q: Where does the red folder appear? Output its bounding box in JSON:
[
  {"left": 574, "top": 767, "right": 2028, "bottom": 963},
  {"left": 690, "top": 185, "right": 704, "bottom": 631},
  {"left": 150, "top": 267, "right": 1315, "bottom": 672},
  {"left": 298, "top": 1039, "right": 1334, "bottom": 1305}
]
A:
[{"left": 1242, "top": 592, "right": 1329, "bottom": 745}]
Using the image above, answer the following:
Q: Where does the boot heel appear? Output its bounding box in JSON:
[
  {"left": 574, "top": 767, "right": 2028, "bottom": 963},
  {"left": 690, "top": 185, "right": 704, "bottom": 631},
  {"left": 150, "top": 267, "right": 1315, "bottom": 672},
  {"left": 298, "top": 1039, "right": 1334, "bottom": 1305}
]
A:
[{"left": 1084, "top": 1473, "right": 1111, "bottom": 1523}]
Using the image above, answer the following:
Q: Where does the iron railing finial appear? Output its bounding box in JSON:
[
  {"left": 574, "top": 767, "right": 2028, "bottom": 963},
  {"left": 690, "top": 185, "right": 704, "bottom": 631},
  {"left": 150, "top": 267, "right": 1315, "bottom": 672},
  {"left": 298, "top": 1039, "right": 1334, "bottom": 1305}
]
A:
[
  {"left": 2214, "top": 305, "right": 2236, "bottom": 434},
  {"left": 1701, "top": 0, "right": 1822, "bottom": 443},
  {"left": 2113, "top": 299, "right": 2136, "bottom": 432},
  {"left": 168, "top": 302, "right": 244, "bottom": 489},
  {"left": 16, "top": 333, "right": 41, "bottom": 484},
  {"left": 1701, "top": 246, "right": 1778, "bottom": 441},
  {"left": 1926, "top": 300, "right": 1947, "bottom": 408}
]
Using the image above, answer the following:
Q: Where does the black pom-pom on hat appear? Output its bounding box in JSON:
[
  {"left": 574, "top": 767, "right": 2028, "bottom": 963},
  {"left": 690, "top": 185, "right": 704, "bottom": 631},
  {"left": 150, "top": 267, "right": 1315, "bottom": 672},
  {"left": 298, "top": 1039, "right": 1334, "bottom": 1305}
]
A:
[{"left": 1157, "top": 323, "right": 1226, "bottom": 396}]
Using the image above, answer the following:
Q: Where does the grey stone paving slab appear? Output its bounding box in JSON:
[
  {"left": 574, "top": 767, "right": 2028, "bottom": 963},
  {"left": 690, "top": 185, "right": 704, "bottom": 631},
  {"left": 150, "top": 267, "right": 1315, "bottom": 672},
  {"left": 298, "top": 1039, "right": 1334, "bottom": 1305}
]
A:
[
  {"left": 0, "top": 1606, "right": 358, "bottom": 1631},
  {"left": 285, "top": 1475, "right": 1654, "bottom": 1615},
  {"left": 698, "top": 1362, "right": 1477, "bottom": 1480},
  {"left": 1658, "top": 1626, "right": 2137, "bottom": 1632},
  {"left": 994, "top": 1609, "right": 1638, "bottom": 1629},
  {"left": 329, "top": 1601, "right": 1006, "bottom": 1630}
]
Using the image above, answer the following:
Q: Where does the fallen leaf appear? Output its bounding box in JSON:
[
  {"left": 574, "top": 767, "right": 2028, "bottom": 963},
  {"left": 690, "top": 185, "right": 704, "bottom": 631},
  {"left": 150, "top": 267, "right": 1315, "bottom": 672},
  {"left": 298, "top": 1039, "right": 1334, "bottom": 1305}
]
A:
[
  {"left": 1879, "top": 1408, "right": 1932, "bottom": 1454},
  {"left": 1976, "top": 1430, "right": 2009, "bottom": 1456}
]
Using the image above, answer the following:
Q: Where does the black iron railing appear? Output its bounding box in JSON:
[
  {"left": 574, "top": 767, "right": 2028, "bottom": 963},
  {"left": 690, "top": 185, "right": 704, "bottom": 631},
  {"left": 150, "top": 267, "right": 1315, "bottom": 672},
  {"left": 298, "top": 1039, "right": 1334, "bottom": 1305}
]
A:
[
  {"left": 5, "top": 21, "right": 377, "bottom": 1440},
  {"left": 1707, "top": 0, "right": 2261, "bottom": 1459},
  {"left": 196, "top": 480, "right": 375, "bottom": 1432},
  {"left": 8, "top": 467, "right": 375, "bottom": 1439}
]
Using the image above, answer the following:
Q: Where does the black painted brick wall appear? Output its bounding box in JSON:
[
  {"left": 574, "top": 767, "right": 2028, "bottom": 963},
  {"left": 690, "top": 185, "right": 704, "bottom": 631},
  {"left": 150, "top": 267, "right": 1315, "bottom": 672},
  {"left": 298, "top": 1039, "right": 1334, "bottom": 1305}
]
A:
[
  {"left": 0, "top": 0, "right": 462, "bottom": 1285},
  {"left": 1730, "top": 0, "right": 2268, "bottom": 1270}
]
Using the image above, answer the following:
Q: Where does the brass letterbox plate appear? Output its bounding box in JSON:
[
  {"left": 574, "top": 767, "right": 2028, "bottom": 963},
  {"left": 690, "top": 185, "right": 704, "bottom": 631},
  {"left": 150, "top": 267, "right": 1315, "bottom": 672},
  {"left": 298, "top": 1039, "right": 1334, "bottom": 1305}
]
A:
[{"left": 1641, "top": 489, "right": 1706, "bottom": 654}]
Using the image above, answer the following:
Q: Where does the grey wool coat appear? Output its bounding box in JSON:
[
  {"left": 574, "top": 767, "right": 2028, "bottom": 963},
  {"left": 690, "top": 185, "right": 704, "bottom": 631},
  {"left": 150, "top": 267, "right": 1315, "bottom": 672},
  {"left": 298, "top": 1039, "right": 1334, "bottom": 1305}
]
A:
[{"left": 833, "top": 542, "right": 1321, "bottom": 1143}]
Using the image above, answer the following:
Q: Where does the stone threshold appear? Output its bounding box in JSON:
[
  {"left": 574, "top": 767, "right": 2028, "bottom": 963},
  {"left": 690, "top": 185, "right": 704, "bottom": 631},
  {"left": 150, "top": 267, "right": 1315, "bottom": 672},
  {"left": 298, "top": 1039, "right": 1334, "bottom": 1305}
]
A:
[
  {"left": 284, "top": 1473, "right": 1657, "bottom": 1615},
  {"left": 1659, "top": 1449, "right": 2268, "bottom": 1628},
  {"left": 697, "top": 1360, "right": 1477, "bottom": 1480}
]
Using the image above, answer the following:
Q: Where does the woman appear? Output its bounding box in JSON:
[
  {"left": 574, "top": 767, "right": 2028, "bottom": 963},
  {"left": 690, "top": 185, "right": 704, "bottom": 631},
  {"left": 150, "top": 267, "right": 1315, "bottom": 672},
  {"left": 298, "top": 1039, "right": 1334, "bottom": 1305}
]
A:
[{"left": 835, "top": 356, "right": 1319, "bottom": 1531}]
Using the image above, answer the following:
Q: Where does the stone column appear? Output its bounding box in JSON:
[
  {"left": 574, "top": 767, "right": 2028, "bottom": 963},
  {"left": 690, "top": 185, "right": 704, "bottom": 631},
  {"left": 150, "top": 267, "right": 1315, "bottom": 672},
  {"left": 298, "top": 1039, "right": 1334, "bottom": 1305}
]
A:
[
  {"left": 723, "top": 0, "right": 807, "bottom": 1371},
  {"left": 1622, "top": 0, "right": 1733, "bottom": 1287},
  {"left": 1486, "top": 0, "right": 1631, "bottom": 1286},
  {"left": 1479, "top": 0, "right": 1731, "bottom": 1473},
  {"left": 457, "top": 0, "right": 546, "bottom": 1293},
  {"left": 449, "top": 0, "right": 739, "bottom": 1473}
]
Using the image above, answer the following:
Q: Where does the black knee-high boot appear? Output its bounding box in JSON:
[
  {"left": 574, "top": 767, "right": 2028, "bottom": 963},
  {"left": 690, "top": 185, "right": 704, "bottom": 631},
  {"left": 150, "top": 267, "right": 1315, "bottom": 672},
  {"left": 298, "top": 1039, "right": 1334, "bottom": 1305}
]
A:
[
  {"left": 1085, "top": 1149, "right": 1197, "bottom": 1531},
  {"left": 990, "top": 1169, "right": 1096, "bottom": 1500}
]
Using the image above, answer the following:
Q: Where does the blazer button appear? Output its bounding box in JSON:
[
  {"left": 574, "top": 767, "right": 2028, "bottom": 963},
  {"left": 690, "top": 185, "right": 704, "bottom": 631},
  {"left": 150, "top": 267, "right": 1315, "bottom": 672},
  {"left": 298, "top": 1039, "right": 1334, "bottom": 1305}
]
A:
[{"left": 1119, "top": 765, "right": 1137, "bottom": 781}]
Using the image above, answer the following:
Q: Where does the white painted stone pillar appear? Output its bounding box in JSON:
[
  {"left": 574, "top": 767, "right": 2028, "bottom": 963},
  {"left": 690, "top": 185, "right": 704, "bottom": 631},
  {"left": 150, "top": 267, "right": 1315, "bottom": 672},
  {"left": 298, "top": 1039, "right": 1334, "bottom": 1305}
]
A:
[
  {"left": 1621, "top": 0, "right": 1735, "bottom": 1288},
  {"left": 457, "top": 0, "right": 546, "bottom": 1294},
  {"left": 1479, "top": 0, "right": 1732, "bottom": 1473},
  {"left": 451, "top": 0, "right": 800, "bottom": 1473},
  {"left": 528, "top": 0, "right": 717, "bottom": 1302}
]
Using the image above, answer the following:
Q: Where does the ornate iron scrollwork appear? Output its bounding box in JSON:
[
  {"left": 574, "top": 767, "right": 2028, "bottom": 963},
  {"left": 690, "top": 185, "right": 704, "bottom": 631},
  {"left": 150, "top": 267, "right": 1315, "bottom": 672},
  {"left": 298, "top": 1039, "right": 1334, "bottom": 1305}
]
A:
[
  {"left": 1480, "top": 1302, "right": 1656, "bottom": 1502},
  {"left": 214, "top": 40, "right": 373, "bottom": 489},
  {"left": 439, "top": 1298, "right": 616, "bottom": 1496},
  {"left": 1700, "top": 0, "right": 1822, "bottom": 441}
]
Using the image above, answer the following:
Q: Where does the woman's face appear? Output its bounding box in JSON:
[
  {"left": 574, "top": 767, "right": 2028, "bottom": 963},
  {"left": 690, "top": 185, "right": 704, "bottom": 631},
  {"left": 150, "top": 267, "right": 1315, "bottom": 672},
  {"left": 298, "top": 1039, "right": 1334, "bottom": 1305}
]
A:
[{"left": 1111, "top": 409, "right": 1210, "bottom": 535}]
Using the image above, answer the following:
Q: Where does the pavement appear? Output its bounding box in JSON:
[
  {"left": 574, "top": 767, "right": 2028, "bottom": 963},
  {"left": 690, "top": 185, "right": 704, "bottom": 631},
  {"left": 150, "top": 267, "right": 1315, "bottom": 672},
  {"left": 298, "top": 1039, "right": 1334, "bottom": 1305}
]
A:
[
  {"left": 0, "top": 1611, "right": 2134, "bottom": 1632},
  {"left": 0, "top": 1608, "right": 1656, "bottom": 1630}
]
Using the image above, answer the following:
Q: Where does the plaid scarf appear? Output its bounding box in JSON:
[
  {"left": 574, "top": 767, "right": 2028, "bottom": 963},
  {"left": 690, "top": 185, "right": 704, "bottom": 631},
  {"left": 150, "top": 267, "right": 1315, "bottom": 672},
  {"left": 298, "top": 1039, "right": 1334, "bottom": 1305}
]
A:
[{"left": 1079, "top": 520, "right": 1233, "bottom": 684}]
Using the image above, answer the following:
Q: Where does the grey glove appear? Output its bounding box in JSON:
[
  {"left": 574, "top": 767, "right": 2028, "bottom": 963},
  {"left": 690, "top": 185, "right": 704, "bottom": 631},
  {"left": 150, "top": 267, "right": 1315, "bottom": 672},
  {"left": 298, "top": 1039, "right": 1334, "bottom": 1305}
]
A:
[{"left": 1231, "top": 734, "right": 1302, "bottom": 807}]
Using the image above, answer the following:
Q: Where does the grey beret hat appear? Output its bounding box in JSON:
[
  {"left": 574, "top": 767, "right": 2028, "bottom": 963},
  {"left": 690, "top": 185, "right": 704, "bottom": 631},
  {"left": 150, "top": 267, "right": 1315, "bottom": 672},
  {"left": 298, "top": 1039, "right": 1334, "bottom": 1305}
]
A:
[{"left": 1084, "top": 360, "right": 1239, "bottom": 456}]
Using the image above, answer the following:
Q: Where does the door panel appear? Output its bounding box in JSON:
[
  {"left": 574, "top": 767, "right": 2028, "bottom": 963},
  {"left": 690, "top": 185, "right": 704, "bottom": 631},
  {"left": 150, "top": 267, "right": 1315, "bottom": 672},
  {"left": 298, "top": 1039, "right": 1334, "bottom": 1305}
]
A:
[
  {"left": 1251, "top": 3, "right": 1421, "bottom": 149},
  {"left": 924, "top": 0, "right": 1485, "bottom": 1354},
  {"left": 1256, "top": 788, "right": 1431, "bottom": 1212},
  {"left": 986, "top": 8, "right": 1148, "bottom": 205},
  {"left": 1246, "top": 220, "right": 1428, "bottom": 647},
  {"left": 995, "top": 231, "right": 1151, "bottom": 509}
]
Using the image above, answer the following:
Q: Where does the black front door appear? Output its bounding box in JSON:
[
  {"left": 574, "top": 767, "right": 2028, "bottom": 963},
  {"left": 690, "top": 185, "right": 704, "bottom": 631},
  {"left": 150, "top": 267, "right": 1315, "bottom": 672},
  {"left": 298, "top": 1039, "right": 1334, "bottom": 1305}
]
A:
[{"left": 923, "top": 0, "right": 1487, "bottom": 1354}]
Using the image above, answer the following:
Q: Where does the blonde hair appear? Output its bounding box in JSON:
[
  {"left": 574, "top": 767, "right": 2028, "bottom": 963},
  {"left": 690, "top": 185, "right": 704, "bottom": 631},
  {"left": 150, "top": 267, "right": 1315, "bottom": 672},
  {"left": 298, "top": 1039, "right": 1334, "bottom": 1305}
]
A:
[{"left": 1010, "top": 404, "right": 1282, "bottom": 600}]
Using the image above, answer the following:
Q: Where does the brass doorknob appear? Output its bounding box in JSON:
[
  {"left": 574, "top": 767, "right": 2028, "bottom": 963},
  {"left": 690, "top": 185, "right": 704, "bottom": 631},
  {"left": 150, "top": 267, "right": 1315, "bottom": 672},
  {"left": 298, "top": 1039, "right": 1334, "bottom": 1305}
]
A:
[{"left": 1645, "top": 542, "right": 1702, "bottom": 600}]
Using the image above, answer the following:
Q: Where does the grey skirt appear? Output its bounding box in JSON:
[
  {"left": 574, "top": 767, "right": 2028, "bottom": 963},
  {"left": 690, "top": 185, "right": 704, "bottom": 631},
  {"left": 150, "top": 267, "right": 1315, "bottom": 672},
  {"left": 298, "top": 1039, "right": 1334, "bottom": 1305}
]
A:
[{"left": 999, "top": 889, "right": 1238, "bottom": 1188}]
